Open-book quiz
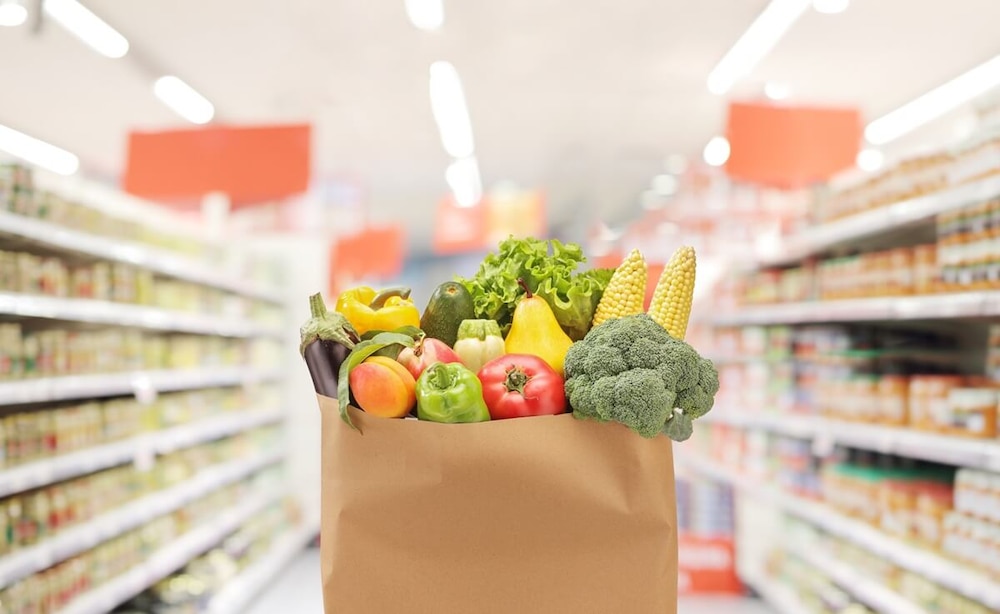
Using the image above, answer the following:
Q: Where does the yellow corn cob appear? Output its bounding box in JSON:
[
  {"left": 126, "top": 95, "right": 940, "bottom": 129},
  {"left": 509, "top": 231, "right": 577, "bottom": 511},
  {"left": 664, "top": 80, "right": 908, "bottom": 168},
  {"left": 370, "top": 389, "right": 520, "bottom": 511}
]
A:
[
  {"left": 648, "top": 246, "right": 697, "bottom": 340},
  {"left": 592, "top": 249, "right": 648, "bottom": 327}
]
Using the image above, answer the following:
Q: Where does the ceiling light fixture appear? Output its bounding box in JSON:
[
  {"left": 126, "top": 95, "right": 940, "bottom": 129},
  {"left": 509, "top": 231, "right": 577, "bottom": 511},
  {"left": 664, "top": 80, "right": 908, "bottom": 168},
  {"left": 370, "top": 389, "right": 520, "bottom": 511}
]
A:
[
  {"left": 703, "top": 136, "right": 731, "bottom": 167},
  {"left": 707, "top": 0, "right": 811, "bottom": 95},
  {"left": 764, "top": 81, "right": 791, "bottom": 100},
  {"left": 404, "top": 0, "right": 444, "bottom": 31},
  {"left": 813, "top": 0, "right": 849, "bottom": 14},
  {"left": 429, "top": 61, "right": 475, "bottom": 158},
  {"left": 43, "top": 0, "right": 129, "bottom": 59},
  {"left": 154, "top": 76, "right": 215, "bottom": 124},
  {"left": 0, "top": 123, "right": 79, "bottom": 175},
  {"left": 652, "top": 174, "right": 679, "bottom": 196},
  {"left": 446, "top": 156, "right": 482, "bottom": 208},
  {"left": 856, "top": 148, "right": 884, "bottom": 172},
  {"left": 0, "top": 0, "right": 27, "bottom": 27},
  {"left": 865, "top": 54, "right": 1000, "bottom": 145}
]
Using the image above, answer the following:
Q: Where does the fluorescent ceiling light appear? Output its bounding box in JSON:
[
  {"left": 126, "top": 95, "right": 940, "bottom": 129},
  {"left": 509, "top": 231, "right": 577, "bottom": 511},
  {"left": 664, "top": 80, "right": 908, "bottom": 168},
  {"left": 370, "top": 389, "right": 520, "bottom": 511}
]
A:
[
  {"left": 446, "top": 156, "right": 482, "bottom": 208},
  {"left": 764, "top": 81, "right": 791, "bottom": 100},
  {"left": 703, "top": 136, "right": 731, "bottom": 167},
  {"left": 0, "top": 123, "right": 79, "bottom": 175},
  {"left": 865, "top": 54, "right": 1000, "bottom": 145},
  {"left": 404, "top": 0, "right": 443, "bottom": 31},
  {"left": 429, "top": 61, "right": 475, "bottom": 158},
  {"left": 652, "top": 174, "right": 679, "bottom": 196},
  {"left": 707, "top": 0, "right": 811, "bottom": 95},
  {"left": 813, "top": 0, "right": 849, "bottom": 14},
  {"left": 44, "top": 0, "right": 129, "bottom": 59},
  {"left": 856, "top": 148, "right": 884, "bottom": 172},
  {"left": 154, "top": 76, "right": 215, "bottom": 124},
  {"left": 0, "top": 0, "right": 27, "bottom": 27}
]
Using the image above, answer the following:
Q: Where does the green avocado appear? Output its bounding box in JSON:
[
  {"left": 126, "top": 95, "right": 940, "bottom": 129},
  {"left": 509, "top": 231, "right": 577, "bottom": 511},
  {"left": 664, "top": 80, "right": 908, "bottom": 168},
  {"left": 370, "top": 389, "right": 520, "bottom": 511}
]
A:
[{"left": 420, "top": 282, "right": 475, "bottom": 347}]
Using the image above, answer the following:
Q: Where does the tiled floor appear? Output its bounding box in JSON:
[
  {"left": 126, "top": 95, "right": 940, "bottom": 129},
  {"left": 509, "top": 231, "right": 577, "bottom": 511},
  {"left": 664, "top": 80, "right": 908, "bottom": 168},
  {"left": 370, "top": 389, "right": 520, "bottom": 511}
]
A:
[{"left": 248, "top": 548, "right": 774, "bottom": 614}]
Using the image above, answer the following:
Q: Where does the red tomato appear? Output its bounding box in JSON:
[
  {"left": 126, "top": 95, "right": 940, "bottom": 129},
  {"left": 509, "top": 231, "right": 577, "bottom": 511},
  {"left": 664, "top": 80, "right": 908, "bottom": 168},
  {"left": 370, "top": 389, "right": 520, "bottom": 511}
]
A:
[{"left": 477, "top": 354, "right": 567, "bottom": 420}]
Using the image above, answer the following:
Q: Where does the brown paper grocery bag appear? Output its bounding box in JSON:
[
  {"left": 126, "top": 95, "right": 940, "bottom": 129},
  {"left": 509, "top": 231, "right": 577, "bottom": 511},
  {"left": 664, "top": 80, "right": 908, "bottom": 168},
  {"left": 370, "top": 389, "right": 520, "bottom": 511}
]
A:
[{"left": 318, "top": 395, "right": 678, "bottom": 614}]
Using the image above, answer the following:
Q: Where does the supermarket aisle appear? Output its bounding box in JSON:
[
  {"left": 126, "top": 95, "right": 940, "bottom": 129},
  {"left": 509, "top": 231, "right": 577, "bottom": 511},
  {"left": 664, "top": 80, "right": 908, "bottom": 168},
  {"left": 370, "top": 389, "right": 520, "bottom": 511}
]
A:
[{"left": 249, "top": 548, "right": 773, "bottom": 614}]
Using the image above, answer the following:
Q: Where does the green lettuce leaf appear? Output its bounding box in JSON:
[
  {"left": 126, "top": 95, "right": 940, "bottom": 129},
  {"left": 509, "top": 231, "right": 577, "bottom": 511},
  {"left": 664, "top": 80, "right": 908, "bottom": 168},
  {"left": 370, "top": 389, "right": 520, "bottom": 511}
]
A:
[{"left": 457, "top": 236, "right": 614, "bottom": 339}]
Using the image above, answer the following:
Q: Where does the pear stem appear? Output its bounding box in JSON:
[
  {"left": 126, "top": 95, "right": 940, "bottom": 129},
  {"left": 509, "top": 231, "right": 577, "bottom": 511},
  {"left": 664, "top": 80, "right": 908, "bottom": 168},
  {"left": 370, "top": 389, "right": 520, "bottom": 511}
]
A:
[{"left": 518, "top": 278, "right": 532, "bottom": 299}]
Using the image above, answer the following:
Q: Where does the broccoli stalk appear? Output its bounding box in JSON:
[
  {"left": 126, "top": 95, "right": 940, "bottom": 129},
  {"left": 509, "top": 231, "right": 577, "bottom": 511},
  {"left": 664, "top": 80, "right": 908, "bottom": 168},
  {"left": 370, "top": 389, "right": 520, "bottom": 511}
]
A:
[{"left": 564, "top": 314, "right": 719, "bottom": 441}]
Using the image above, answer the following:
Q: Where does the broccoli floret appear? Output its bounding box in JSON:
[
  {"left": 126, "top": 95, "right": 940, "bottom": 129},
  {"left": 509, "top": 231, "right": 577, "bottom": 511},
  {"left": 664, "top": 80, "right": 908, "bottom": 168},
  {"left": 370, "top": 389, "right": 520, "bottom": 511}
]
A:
[
  {"left": 584, "top": 316, "right": 640, "bottom": 351},
  {"left": 676, "top": 386, "right": 714, "bottom": 419},
  {"left": 591, "top": 376, "right": 619, "bottom": 420},
  {"left": 584, "top": 344, "right": 628, "bottom": 379},
  {"left": 666, "top": 339, "right": 702, "bottom": 391},
  {"left": 662, "top": 411, "right": 693, "bottom": 441},
  {"left": 564, "top": 314, "right": 720, "bottom": 441},
  {"left": 698, "top": 357, "right": 720, "bottom": 396},
  {"left": 566, "top": 375, "right": 598, "bottom": 419},
  {"left": 563, "top": 341, "right": 588, "bottom": 378},
  {"left": 624, "top": 337, "right": 669, "bottom": 370},
  {"left": 608, "top": 369, "right": 675, "bottom": 438}
]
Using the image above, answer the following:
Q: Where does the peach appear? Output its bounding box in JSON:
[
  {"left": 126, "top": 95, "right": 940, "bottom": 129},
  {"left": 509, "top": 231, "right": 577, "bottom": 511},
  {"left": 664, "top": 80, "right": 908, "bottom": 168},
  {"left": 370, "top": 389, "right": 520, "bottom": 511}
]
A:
[
  {"left": 365, "top": 356, "right": 416, "bottom": 399},
  {"left": 349, "top": 358, "right": 417, "bottom": 419}
]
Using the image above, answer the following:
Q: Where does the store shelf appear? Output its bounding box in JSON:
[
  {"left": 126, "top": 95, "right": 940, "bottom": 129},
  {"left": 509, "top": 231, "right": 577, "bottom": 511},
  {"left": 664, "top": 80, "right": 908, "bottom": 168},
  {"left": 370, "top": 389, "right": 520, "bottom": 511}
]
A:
[
  {"left": 702, "top": 410, "right": 1000, "bottom": 471},
  {"left": 0, "top": 209, "right": 283, "bottom": 303},
  {"left": 713, "top": 291, "right": 999, "bottom": 326},
  {"left": 0, "top": 408, "right": 284, "bottom": 498},
  {"left": 0, "top": 291, "right": 281, "bottom": 337},
  {"left": 0, "top": 365, "right": 282, "bottom": 406},
  {"left": 743, "top": 574, "right": 808, "bottom": 614},
  {"left": 788, "top": 542, "right": 929, "bottom": 614},
  {"left": 205, "top": 519, "right": 319, "bottom": 614},
  {"left": 56, "top": 491, "right": 279, "bottom": 614},
  {"left": 754, "top": 176, "right": 1000, "bottom": 267},
  {"left": 0, "top": 449, "right": 283, "bottom": 588},
  {"left": 679, "top": 455, "right": 1000, "bottom": 610}
]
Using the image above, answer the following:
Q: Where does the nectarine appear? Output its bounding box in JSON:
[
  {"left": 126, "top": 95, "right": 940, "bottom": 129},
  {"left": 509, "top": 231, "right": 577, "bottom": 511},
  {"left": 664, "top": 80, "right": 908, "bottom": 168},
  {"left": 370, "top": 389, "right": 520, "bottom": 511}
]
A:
[{"left": 349, "top": 358, "right": 416, "bottom": 418}]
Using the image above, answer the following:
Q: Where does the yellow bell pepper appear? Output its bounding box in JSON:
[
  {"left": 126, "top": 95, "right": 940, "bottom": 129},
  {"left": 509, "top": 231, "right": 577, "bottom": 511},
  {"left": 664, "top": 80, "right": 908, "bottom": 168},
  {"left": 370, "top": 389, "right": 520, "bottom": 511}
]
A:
[{"left": 335, "top": 286, "right": 421, "bottom": 336}]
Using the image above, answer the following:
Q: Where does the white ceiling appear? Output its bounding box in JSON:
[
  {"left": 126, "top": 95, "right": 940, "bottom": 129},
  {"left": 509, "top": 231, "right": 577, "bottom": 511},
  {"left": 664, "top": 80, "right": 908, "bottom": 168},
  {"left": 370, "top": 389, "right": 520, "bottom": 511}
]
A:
[{"left": 2, "top": 0, "right": 1000, "bottom": 252}]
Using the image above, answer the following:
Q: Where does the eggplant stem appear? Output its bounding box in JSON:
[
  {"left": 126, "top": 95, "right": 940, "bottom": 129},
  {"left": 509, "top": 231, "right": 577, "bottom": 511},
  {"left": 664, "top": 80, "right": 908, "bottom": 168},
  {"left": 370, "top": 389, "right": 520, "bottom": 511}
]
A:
[{"left": 309, "top": 293, "right": 327, "bottom": 318}]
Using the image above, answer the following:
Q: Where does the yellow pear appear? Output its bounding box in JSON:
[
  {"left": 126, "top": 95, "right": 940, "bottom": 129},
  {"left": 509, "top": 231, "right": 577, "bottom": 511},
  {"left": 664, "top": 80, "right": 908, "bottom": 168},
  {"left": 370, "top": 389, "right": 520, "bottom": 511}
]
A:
[{"left": 505, "top": 280, "right": 574, "bottom": 376}]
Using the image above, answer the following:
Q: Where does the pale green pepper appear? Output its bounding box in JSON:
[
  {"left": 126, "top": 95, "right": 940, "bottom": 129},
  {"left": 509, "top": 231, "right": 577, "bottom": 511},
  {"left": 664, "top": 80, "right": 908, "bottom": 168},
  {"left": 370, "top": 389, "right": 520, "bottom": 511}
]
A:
[
  {"left": 453, "top": 319, "right": 506, "bottom": 373},
  {"left": 415, "top": 362, "right": 490, "bottom": 423}
]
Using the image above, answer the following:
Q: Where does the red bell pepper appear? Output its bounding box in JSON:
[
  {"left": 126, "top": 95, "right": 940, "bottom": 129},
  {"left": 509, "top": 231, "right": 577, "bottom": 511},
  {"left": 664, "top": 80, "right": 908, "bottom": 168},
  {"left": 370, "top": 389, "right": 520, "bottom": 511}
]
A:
[{"left": 477, "top": 354, "right": 567, "bottom": 420}]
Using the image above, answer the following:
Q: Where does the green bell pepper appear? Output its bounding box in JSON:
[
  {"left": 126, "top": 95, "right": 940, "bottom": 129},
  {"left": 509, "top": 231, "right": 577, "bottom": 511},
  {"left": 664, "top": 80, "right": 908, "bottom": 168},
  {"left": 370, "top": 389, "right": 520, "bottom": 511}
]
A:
[{"left": 415, "top": 362, "right": 491, "bottom": 423}]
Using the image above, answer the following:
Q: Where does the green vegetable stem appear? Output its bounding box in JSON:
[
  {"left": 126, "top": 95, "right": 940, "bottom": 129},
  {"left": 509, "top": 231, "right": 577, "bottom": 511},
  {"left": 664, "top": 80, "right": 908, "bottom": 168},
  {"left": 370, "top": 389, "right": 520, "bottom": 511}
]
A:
[
  {"left": 415, "top": 363, "right": 491, "bottom": 424},
  {"left": 562, "top": 314, "right": 720, "bottom": 441}
]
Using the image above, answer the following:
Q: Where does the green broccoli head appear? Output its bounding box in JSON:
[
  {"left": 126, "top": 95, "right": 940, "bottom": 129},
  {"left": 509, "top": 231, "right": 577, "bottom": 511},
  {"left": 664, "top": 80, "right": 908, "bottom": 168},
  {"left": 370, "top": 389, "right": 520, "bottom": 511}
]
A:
[{"left": 565, "top": 314, "right": 719, "bottom": 441}]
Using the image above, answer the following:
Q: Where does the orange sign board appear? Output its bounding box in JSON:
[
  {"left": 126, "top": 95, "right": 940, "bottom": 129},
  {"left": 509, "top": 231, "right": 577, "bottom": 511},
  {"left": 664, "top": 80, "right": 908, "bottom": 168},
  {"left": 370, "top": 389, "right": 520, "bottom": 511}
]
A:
[
  {"left": 677, "top": 536, "right": 742, "bottom": 595},
  {"left": 433, "top": 197, "right": 486, "bottom": 255},
  {"left": 484, "top": 190, "right": 545, "bottom": 244},
  {"left": 331, "top": 224, "right": 405, "bottom": 289},
  {"left": 124, "top": 124, "right": 311, "bottom": 206},
  {"left": 726, "top": 102, "right": 861, "bottom": 188}
]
